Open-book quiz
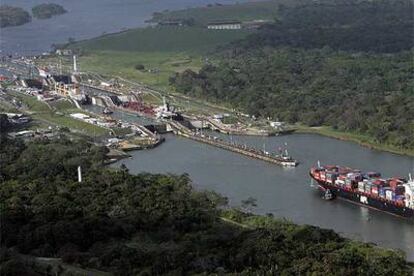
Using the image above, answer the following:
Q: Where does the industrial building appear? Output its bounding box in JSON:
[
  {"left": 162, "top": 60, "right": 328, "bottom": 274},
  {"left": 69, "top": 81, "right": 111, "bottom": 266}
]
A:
[{"left": 207, "top": 20, "right": 242, "bottom": 30}]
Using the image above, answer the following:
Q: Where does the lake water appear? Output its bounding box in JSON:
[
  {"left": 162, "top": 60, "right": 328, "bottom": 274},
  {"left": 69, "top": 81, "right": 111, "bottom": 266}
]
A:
[
  {"left": 113, "top": 131, "right": 414, "bottom": 261},
  {"left": 0, "top": 0, "right": 247, "bottom": 56}
]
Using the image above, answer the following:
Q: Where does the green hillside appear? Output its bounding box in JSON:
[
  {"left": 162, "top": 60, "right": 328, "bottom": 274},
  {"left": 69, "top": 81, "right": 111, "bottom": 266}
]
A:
[
  {"left": 150, "top": 0, "right": 296, "bottom": 25},
  {"left": 67, "top": 26, "right": 250, "bottom": 90},
  {"left": 170, "top": 0, "right": 414, "bottom": 153},
  {"left": 72, "top": 26, "right": 250, "bottom": 54}
]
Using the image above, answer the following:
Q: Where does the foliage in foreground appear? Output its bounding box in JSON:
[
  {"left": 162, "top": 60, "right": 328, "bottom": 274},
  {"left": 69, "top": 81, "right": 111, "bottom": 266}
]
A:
[{"left": 0, "top": 138, "right": 412, "bottom": 275}]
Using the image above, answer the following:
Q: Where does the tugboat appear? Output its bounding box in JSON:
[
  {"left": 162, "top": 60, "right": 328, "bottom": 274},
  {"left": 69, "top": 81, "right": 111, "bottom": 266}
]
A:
[
  {"left": 323, "top": 189, "right": 335, "bottom": 200},
  {"left": 275, "top": 147, "right": 298, "bottom": 167},
  {"left": 103, "top": 107, "right": 113, "bottom": 115}
]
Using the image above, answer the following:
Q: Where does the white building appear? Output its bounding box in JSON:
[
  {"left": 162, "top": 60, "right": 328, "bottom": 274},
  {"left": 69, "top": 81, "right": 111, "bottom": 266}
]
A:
[
  {"left": 207, "top": 21, "right": 242, "bottom": 30},
  {"left": 270, "top": 121, "right": 285, "bottom": 128},
  {"left": 70, "top": 113, "right": 90, "bottom": 120}
]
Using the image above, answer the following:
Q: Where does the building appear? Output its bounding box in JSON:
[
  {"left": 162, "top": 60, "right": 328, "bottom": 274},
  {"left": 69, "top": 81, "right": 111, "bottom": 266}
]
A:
[
  {"left": 242, "top": 19, "right": 272, "bottom": 29},
  {"left": 38, "top": 68, "right": 52, "bottom": 78},
  {"left": 5, "top": 113, "right": 31, "bottom": 124},
  {"left": 8, "top": 130, "right": 35, "bottom": 138},
  {"left": 51, "top": 75, "right": 80, "bottom": 97},
  {"left": 55, "top": 49, "right": 73, "bottom": 56},
  {"left": 207, "top": 20, "right": 242, "bottom": 30},
  {"left": 20, "top": 79, "right": 43, "bottom": 89},
  {"left": 158, "top": 19, "right": 184, "bottom": 27},
  {"left": 270, "top": 121, "right": 286, "bottom": 129}
]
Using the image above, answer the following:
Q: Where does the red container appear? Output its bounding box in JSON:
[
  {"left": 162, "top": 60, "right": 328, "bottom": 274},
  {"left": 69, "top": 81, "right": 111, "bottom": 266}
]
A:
[
  {"left": 389, "top": 178, "right": 403, "bottom": 190},
  {"left": 373, "top": 179, "right": 385, "bottom": 186},
  {"left": 339, "top": 175, "right": 347, "bottom": 181}
]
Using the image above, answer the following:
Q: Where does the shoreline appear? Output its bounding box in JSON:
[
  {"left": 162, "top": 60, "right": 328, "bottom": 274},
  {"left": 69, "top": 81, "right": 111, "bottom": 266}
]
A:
[{"left": 295, "top": 125, "right": 414, "bottom": 157}]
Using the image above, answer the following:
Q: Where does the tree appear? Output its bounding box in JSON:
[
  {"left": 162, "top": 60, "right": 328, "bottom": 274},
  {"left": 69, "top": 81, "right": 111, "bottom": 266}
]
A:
[
  {"left": 135, "top": 64, "right": 145, "bottom": 71},
  {"left": 241, "top": 197, "right": 257, "bottom": 213},
  {"left": 0, "top": 114, "right": 11, "bottom": 133}
]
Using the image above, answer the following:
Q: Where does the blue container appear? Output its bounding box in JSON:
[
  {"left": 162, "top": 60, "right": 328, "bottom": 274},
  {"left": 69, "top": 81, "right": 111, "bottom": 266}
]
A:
[{"left": 395, "top": 195, "right": 405, "bottom": 200}]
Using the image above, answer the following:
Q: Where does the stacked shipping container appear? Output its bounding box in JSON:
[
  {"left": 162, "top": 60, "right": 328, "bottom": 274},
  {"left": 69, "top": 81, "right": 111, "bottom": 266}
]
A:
[{"left": 311, "top": 165, "right": 414, "bottom": 209}]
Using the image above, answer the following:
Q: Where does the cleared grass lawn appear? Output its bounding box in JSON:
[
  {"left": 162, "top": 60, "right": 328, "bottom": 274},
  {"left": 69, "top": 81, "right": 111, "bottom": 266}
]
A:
[
  {"left": 13, "top": 92, "right": 52, "bottom": 112},
  {"left": 11, "top": 92, "right": 109, "bottom": 136},
  {"left": 72, "top": 26, "right": 251, "bottom": 90},
  {"left": 51, "top": 99, "right": 76, "bottom": 110},
  {"left": 72, "top": 26, "right": 250, "bottom": 53},
  {"left": 33, "top": 113, "right": 109, "bottom": 136},
  {"left": 56, "top": 26, "right": 250, "bottom": 114},
  {"left": 61, "top": 26, "right": 252, "bottom": 108},
  {"left": 77, "top": 51, "right": 204, "bottom": 91}
]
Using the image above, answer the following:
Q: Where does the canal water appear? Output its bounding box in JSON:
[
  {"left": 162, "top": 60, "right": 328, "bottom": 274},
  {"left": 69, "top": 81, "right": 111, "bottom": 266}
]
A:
[
  {"left": 0, "top": 0, "right": 247, "bottom": 56},
  {"left": 83, "top": 105, "right": 157, "bottom": 126},
  {"left": 113, "top": 131, "right": 414, "bottom": 261}
]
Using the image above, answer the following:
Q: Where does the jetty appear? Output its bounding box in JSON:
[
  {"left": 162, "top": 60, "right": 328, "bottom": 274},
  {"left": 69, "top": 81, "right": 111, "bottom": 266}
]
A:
[{"left": 168, "top": 121, "right": 298, "bottom": 167}]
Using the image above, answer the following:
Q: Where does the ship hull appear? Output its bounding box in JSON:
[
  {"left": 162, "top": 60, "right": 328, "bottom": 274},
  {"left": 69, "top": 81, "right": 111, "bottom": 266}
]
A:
[{"left": 312, "top": 177, "right": 414, "bottom": 218}]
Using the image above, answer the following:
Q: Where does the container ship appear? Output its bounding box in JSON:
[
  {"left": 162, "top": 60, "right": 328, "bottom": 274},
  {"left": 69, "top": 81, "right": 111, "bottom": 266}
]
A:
[{"left": 309, "top": 163, "right": 414, "bottom": 218}]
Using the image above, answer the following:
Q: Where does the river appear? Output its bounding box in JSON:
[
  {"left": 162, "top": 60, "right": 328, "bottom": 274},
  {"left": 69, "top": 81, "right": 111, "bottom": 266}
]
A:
[
  {"left": 112, "top": 129, "right": 414, "bottom": 261},
  {"left": 0, "top": 0, "right": 247, "bottom": 56}
]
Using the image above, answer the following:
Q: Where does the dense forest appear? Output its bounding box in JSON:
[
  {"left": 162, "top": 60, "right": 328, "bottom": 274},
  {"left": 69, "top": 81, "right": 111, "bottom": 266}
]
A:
[
  {"left": 252, "top": 0, "right": 413, "bottom": 53},
  {"left": 32, "top": 3, "right": 67, "bottom": 19},
  {"left": 0, "top": 3, "right": 67, "bottom": 28},
  {"left": 170, "top": 0, "right": 414, "bottom": 150},
  {"left": 32, "top": 3, "right": 67, "bottom": 20},
  {"left": 0, "top": 5, "right": 31, "bottom": 28},
  {"left": 1, "top": 134, "right": 412, "bottom": 274}
]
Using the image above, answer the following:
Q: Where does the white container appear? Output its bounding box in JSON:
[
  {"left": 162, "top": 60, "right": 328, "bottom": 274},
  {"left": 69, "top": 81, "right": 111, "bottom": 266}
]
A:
[{"left": 385, "top": 190, "right": 394, "bottom": 201}]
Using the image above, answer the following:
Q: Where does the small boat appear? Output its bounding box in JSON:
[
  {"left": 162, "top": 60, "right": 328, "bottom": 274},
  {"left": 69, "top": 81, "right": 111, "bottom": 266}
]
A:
[{"left": 323, "top": 189, "right": 335, "bottom": 200}]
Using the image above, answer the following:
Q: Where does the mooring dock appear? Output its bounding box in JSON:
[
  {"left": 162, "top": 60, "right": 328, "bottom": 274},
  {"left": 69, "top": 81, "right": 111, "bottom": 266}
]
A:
[{"left": 168, "top": 121, "right": 298, "bottom": 167}]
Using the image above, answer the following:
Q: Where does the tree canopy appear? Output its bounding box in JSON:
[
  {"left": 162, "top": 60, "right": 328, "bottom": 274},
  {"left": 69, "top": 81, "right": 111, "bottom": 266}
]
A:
[
  {"left": 32, "top": 3, "right": 66, "bottom": 20},
  {"left": 0, "top": 5, "right": 31, "bottom": 28},
  {"left": 170, "top": 0, "right": 414, "bottom": 150},
  {"left": 1, "top": 137, "right": 412, "bottom": 275}
]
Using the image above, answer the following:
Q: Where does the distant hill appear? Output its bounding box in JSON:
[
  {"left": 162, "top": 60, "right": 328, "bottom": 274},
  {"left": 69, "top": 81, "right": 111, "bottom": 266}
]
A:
[
  {"left": 149, "top": 0, "right": 296, "bottom": 26},
  {"left": 0, "top": 5, "right": 31, "bottom": 28},
  {"left": 32, "top": 3, "right": 67, "bottom": 19},
  {"left": 71, "top": 26, "right": 250, "bottom": 54},
  {"left": 170, "top": 0, "right": 414, "bottom": 152}
]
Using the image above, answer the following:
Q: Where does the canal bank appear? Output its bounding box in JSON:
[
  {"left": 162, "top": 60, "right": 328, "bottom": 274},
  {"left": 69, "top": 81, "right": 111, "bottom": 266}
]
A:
[
  {"left": 296, "top": 125, "right": 414, "bottom": 157},
  {"left": 112, "top": 132, "right": 414, "bottom": 261}
]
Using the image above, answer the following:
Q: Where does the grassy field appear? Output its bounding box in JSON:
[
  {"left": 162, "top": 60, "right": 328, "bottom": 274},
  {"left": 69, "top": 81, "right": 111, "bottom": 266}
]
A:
[
  {"left": 67, "top": 26, "right": 250, "bottom": 91},
  {"left": 296, "top": 125, "right": 414, "bottom": 157},
  {"left": 150, "top": 0, "right": 297, "bottom": 25},
  {"left": 10, "top": 92, "right": 109, "bottom": 136},
  {"left": 72, "top": 26, "right": 250, "bottom": 54},
  {"left": 75, "top": 51, "right": 203, "bottom": 90}
]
